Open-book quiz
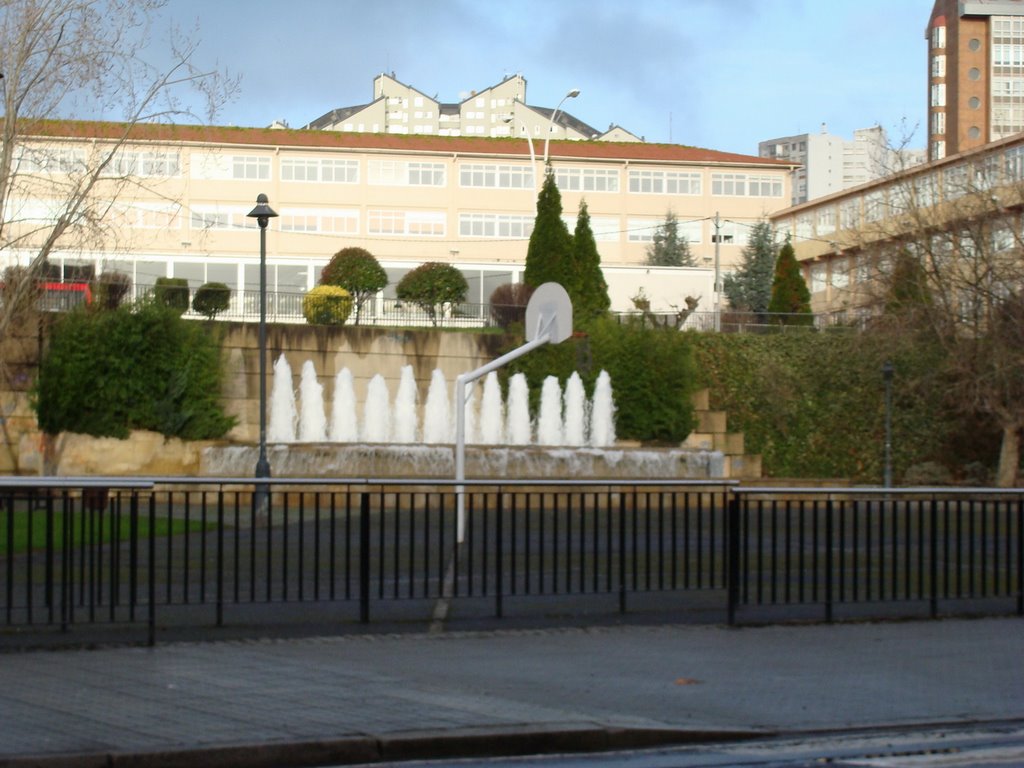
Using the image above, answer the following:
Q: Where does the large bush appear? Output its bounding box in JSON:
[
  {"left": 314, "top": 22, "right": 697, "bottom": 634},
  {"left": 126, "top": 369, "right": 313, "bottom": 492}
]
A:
[
  {"left": 320, "top": 247, "right": 387, "bottom": 325},
  {"left": 302, "top": 284, "right": 352, "bottom": 325},
  {"left": 396, "top": 262, "right": 468, "bottom": 327},
  {"left": 34, "top": 301, "right": 235, "bottom": 440},
  {"left": 506, "top": 316, "right": 698, "bottom": 443},
  {"left": 93, "top": 271, "right": 132, "bottom": 310},
  {"left": 192, "top": 282, "right": 231, "bottom": 319},
  {"left": 688, "top": 330, "right": 987, "bottom": 482}
]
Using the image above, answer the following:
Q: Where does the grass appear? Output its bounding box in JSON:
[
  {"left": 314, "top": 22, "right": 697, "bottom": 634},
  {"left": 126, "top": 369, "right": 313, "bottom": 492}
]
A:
[{"left": 0, "top": 507, "right": 215, "bottom": 555}]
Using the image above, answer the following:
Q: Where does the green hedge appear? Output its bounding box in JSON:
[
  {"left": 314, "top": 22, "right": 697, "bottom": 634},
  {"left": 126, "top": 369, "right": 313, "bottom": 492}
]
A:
[
  {"left": 34, "top": 301, "right": 235, "bottom": 440},
  {"left": 689, "top": 331, "right": 994, "bottom": 483}
]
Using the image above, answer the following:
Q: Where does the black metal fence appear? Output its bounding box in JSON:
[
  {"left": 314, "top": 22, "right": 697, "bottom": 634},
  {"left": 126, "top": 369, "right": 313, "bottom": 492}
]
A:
[{"left": 1, "top": 479, "right": 1020, "bottom": 644}]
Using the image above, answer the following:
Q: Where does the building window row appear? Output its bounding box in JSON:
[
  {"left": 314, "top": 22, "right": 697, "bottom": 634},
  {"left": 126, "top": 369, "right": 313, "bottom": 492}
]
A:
[
  {"left": 368, "top": 160, "right": 445, "bottom": 186},
  {"left": 558, "top": 167, "right": 621, "bottom": 193},
  {"left": 628, "top": 169, "right": 701, "bottom": 195},
  {"left": 460, "top": 163, "right": 534, "bottom": 189},
  {"left": 711, "top": 173, "right": 784, "bottom": 197},
  {"left": 281, "top": 157, "right": 359, "bottom": 184},
  {"left": 367, "top": 209, "right": 445, "bottom": 236},
  {"left": 459, "top": 212, "right": 534, "bottom": 239}
]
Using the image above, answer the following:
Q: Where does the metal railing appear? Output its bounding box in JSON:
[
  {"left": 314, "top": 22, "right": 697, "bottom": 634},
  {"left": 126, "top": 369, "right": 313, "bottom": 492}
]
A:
[
  {"left": 19, "top": 282, "right": 868, "bottom": 332},
  {"left": 1, "top": 479, "right": 1020, "bottom": 643}
]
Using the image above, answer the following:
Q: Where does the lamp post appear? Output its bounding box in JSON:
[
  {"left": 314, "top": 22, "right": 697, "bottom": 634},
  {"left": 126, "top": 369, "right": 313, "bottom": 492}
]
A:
[
  {"left": 246, "top": 193, "right": 278, "bottom": 490},
  {"left": 502, "top": 111, "right": 538, "bottom": 191},
  {"left": 542, "top": 88, "right": 580, "bottom": 167},
  {"left": 883, "top": 360, "right": 894, "bottom": 487}
]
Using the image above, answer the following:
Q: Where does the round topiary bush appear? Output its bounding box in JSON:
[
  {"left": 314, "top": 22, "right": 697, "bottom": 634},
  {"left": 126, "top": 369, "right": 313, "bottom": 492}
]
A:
[
  {"left": 302, "top": 284, "right": 353, "bottom": 325},
  {"left": 153, "top": 277, "right": 190, "bottom": 315},
  {"left": 192, "top": 282, "right": 231, "bottom": 319}
]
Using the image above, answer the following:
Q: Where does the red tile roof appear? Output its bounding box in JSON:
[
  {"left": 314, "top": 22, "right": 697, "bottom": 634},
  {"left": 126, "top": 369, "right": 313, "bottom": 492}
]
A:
[{"left": 24, "top": 119, "right": 796, "bottom": 168}]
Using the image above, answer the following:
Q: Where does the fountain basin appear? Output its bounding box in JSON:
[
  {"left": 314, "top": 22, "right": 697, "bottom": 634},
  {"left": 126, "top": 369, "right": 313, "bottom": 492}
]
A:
[{"left": 201, "top": 443, "right": 726, "bottom": 480}]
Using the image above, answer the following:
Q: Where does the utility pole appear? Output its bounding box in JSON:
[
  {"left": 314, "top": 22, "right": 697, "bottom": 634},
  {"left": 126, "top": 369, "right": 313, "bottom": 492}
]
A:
[{"left": 713, "top": 212, "right": 722, "bottom": 331}]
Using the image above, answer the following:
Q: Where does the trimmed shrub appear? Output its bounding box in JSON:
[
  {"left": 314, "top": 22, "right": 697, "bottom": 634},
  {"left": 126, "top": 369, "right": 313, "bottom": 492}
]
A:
[
  {"left": 396, "top": 262, "right": 468, "bottom": 327},
  {"left": 192, "top": 282, "right": 231, "bottom": 320},
  {"left": 489, "top": 282, "right": 533, "bottom": 329},
  {"left": 93, "top": 271, "right": 132, "bottom": 310},
  {"left": 33, "top": 301, "right": 235, "bottom": 440},
  {"left": 320, "top": 247, "right": 387, "bottom": 325},
  {"left": 153, "top": 277, "right": 189, "bottom": 314},
  {"left": 302, "top": 284, "right": 353, "bottom": 325}
]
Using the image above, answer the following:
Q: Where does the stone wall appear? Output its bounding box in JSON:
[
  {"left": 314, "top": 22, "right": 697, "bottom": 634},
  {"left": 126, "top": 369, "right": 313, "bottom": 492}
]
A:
[{"left": 219, "top": 323, "right": 510, "bottom": 444}]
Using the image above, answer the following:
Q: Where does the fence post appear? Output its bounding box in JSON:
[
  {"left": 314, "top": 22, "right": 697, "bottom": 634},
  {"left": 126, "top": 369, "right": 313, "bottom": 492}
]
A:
[
  {"left": 1017, "top": 495, "right": 1023, "bottom": 617},
  {"left": 930, "top": 498, "right": 939, "bottom": 619},
  {"left": 217, "top": 491, "right": 225, "bottom": 628},
  {"left": 726, "top": 493, "right": 740, "bottom": 626},
  {"left": 147, "top": 493, "right": 156, "bottom": 647},
  {"left": 825, "top": 498, "right": 834, "bottom": 623},
  {"left": 360, "top": 492, "right": 371, "bottom": 624},
  {"left": 618, "top": 489, "right": 627, "bottom": 614},
  {"left": 495, "top": 491, "right": 504, "bottom": 619}
]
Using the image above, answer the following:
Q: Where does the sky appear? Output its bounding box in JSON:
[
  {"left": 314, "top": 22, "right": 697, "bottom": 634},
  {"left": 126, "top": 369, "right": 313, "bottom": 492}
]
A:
[{"left": 153, "top": 0, "right": 935, "bottom": 157}]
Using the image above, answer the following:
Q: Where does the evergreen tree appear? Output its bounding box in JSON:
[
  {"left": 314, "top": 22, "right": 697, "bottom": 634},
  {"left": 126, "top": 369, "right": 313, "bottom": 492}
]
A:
[
  {"left": 723, "top": 220, "right": 775, "bottom": 312},
  {"left": 645, "top": 212, "right": 695, "bottom": 267},
  {"left": 767, "top": 238, "right": 813, "bottom": 324},
  {"left": 524, "top": 172, "right": 573, "bottom": 290},
  {"left": 570, "top": 200, "right": 610, "bottom": 322}
]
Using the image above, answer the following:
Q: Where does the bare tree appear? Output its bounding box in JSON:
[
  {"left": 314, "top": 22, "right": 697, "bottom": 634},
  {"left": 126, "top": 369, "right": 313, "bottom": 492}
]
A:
[
  {"left": 0, "top": 0, "right": 238, "bottom": 468},
  {"left": 846, "top": 141, "right": 1024, "bottom": 486}
]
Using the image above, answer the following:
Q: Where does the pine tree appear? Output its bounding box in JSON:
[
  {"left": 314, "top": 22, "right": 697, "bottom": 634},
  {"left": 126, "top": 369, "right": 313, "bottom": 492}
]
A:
[
  {"left": 723, "top": 220, "right": 775, "bottom": 312},
  {"left": 570, "top": 200, "right": 610, "bottom": 322},
  {"left": 767, "top": 238, "right": 813, "bottom": 324},
  {"left": 524, "top": 172, "right": 573, "bottom": 290},
  {"left": 645, "top": 212, "right": 695, "bottom": 267}
]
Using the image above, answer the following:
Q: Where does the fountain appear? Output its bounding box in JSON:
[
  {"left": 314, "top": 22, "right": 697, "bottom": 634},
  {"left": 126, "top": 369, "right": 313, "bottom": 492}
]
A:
[{"left": 202, "top": 355, "right": 725, "bottom": 480}]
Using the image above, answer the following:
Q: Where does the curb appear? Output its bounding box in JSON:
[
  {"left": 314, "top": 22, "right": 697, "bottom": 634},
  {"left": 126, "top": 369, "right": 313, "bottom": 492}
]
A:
[{"left": 0, "top": 724, "right": 769, "bottom": 768}]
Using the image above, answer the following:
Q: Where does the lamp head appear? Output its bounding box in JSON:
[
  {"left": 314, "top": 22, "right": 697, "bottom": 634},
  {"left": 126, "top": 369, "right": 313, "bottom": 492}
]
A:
[
  {"left": 567, "top": 88, "right": 580, "bottom": 98},
  {"left": 247, "top": 193, "right": 278, "bottom": 225}
]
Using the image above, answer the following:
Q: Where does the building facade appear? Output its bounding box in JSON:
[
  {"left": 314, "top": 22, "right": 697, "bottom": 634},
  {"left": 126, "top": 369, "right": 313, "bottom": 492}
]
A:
[
  {"left": 927, "top": 0, "right": 1024, "bottom": 161},
  {"left": 769, "top": 131, "right": 1024, "bottom": 314},
  {"left": 305, "top": 73, "right": 640, "bottom": 145},
  {"left": 3, "top": 121, "right": 796, "bottom": 318}
]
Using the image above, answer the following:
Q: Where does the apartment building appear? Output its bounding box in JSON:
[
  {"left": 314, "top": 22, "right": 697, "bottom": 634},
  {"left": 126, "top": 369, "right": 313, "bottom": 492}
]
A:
[
  {"left": 4, "top": 120, "right": 796, "bottom": 315},
  {"left": 759, "top": 125, "right": 926, "bottom": 205},
  {"left": 768, "top": 131, "right": 1024, "bottom": 314},
  {"left": 305, "top": 73, "right": 641, "bottom": 144},
  {"left": 927, "top": 0, "right": 1024, "bottom": 160}
]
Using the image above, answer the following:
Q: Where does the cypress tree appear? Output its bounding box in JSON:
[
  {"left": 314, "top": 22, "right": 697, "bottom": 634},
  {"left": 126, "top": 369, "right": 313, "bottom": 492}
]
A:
[
  {"left": 524, "top": 172, "right": 573, "bottom": 290},
  {"left": 570, "top": 200, "right": 610, "bottom": 322},
  {"left": 723, "top": 220, "right": 775, "bottom": 312},
  {"left": 767, "top": 238, "right": 813, "bottom": 324}
]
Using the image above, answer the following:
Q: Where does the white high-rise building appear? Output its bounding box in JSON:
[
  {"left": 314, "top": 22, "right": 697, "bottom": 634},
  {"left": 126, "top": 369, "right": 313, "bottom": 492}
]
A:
[{"left": 759, "top": 126, "right": 926, "bottom": 205}]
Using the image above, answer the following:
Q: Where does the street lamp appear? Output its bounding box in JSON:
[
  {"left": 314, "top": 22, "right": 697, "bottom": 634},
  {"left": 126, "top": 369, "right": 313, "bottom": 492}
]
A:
[
  {"left": 542, "top": 88, "right": 580, "bottom": 167},
  {"left": 883, "top": 361, "right": 894, "bottom": 487},
  {"left": 246, "top": 193, "right": 278, "bottom": 489},
  {"left": 502, "top": 111, "right": 538, "bottom": 191}
]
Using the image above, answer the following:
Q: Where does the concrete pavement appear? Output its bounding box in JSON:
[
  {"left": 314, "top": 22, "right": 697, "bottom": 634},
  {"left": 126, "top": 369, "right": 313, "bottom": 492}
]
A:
[{"left": 0, "top": 617, "right": 1021, "bottom": 767}]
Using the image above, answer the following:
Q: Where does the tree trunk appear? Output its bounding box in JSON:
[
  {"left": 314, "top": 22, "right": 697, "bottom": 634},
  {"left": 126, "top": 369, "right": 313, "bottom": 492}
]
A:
[{"left": 996, "top": 422, "right": 1021, "bottom": 488}]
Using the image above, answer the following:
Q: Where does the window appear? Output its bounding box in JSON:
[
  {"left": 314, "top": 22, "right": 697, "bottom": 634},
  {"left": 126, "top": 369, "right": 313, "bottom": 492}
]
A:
[
  {"left": 831, "top": 258, "right": 849, "bottom": 289},
  {"left": 121, "top": 203, "right": 180, "bottom": 229},
  {"left": 810, "top": 264, "right": 827, "bottom": 293},
  {"left": 711, "top": 173, "right": 783, "bottom": 197},
  {"left": 369, "top": 159, "right": 445, "bottom": 186},
  {"left": 459, "top": 213, "right": 534, "bottom": 238},
  {"left": 931, "top": 24, "right": 945, "bottom": 49},
  {"left": 232, "top": 156, "right": 271, "bottom": 180},
  {"left": 557, "top": 167, "right": 620, "bottom": 192},
  {"left": 282, "top": 157, "right": 359, "bottom": 183},
  {"left": 368, "top": 209, "right": 445, "bottom": 236},
  {"left": 931, "top": 55, "right": 946, "bottom": 77},
  {"left": 796, "top": 213, "right": 813, "bottom": 239},
  {"left": 817, "top": 207, "right": 836, "bottom": 235},
  {"left": 931, "top": 83, "right": 946, "bottom": 107},
  {"left": 190, "top": 206, "right": 250, "bottom": 230},
  {"left": 716, "top": 220, "right": 749, "bottom": 246},
  {"left": 943, "top": 164, "right": 968, "bottom": 199},
  {"left": 840, "top": 198, "right": 860, "bottom": 230},
  {"left": 627, "top": 169, "right": 700, "bottom": 195},
  {"left": 279, "top": 208, "right": 359, "bottom": 235},
  {"left": 460, "top": 163, "right": 534, "bottom": 189},
  {"left": 864, "top": 190, "right": 886, "bottom": 223},
  {"left": 932, "top": 111, "right": 946, "bottom": 135}
]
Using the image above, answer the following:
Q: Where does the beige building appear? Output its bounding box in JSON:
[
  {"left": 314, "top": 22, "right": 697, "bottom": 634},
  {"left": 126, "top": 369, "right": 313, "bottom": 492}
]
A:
[
  {"left": 305, "top": 73, "right": 642, "bottom": 144},
  {"left": 4, "top": 120, "right": 796, "bottom": 317},
  {"left": 927, "top": 0, "right": 1024, "bottom": 160},
  {"left": 769, "top": 131, "right": 1024, "bottom": 314}
]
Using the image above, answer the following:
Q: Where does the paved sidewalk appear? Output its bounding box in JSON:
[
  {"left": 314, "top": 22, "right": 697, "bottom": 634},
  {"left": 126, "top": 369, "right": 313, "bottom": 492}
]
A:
[{"left": 0, "top": 617, "right": 1022, "bottom": 767}]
